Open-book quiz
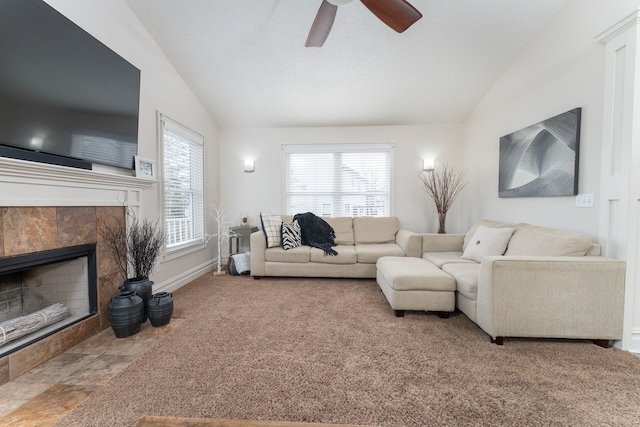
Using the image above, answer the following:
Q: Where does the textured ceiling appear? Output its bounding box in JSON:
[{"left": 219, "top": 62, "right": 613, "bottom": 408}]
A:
[{"left": 125, "top": 0, "right": 567, "bottom": 128}]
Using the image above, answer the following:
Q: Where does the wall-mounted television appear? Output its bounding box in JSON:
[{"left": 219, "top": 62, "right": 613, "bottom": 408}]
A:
[{"left": 0, "top": 0, "right": 141, "bottom": 170}]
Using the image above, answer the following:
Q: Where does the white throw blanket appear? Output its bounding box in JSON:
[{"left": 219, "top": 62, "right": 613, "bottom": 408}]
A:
[{"left": 231, "top": 251, "right": 251, "bottom": 274}]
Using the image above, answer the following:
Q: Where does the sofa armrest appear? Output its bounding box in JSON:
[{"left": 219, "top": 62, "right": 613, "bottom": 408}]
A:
[
  {"left": 394, "top": 229, "right": 422, "bottom": 257},
  {"left": 476, "top": 256, "right": 626, "bottom": 340},
  {"left": 421, "top": 233, "right": 465, "bottom": 253},
  {"left": 249, "top": 231, "right": 267, "bottom": 277}
]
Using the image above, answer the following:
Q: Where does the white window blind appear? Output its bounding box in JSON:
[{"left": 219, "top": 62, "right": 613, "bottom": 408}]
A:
[
  {"left": 160, "top": 116, "right": 204, "bottom": 251},
  {"left": 283, "top": 143, "right": 392, "bottom": 217}
]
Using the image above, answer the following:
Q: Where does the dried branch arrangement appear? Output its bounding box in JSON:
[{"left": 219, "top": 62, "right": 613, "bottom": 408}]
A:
[
  {"left": 418, "top": 164, "right": 467, "bottom": 233},
  {"left": 99, "top": 208, "right": 166, "bottom": 281},
  {"left": 205, "top": 204, "right": 237, "bottom": 275}
]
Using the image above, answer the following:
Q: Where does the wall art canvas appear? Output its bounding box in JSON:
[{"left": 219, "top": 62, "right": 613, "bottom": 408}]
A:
[{"left": 499, "top": 108, "right": 581, "bottom": 198}]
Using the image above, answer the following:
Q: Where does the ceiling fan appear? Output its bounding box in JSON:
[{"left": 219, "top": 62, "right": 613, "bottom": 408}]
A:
[{"left": 305, "top": 0, "right": 422, "bottom": 48}]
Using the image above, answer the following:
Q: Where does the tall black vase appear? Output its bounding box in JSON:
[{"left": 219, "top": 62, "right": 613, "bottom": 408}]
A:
[
  {"left": 109, "top": 291, "right": 144, "bottom": 338},
  {"left": 147, "top": 292, "right": 174, "bottom": 327},
  {"left": 120, "top": 278, "right": 153, "bottom": 322}
]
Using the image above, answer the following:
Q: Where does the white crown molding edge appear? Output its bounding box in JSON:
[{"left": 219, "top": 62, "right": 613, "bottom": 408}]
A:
[{"left": 595, "top": 8, "right": 640, "bottom": 43}]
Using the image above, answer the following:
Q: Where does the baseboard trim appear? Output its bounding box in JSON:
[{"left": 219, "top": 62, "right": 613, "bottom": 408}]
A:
[{"left": 152, "top": 260, "right": 215, "bottom": 294}]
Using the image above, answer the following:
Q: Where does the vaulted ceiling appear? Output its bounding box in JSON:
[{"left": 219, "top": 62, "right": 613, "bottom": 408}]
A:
[{"left": 125, "top": 0, "right": 567, "bottom": 128}]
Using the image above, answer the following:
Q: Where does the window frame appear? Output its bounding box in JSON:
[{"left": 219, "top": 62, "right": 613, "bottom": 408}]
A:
[
  {"left": 157, "top": 113, "right": 206, "bottom": 260},
  {"left": 281, "top": 142, "right": 394, "bottom": 218}
]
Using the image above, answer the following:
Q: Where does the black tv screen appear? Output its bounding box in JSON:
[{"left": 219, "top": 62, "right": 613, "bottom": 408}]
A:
[{"left": 0, "top": 0, "right": 140, "bottom": 170}]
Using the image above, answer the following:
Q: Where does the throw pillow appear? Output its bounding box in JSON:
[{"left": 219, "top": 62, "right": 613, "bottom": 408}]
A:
[
  {"left": 281, "top": 220, "right": 302, "bottom": 250},
  {"left": 260, "top": 213, "right": 283, "bottom": 248},
  {"left": 461, "top": 225, "right": 516, "bottom": 263}
]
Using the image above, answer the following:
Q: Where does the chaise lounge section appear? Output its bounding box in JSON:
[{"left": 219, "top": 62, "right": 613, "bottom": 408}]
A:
[{"left": 418, "top": 220, "right": 626, "bottom": 346}]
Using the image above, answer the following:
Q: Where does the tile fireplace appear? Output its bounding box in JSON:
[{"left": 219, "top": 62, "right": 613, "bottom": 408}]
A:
[
  {"left": 0, "top": 206, "right": 126, "bottom": 386},
  {"left": 0, "top": 244, "right": 98, "bottom": 358}
]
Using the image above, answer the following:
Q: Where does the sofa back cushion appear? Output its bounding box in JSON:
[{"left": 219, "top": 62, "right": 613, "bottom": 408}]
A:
[
  {"left": 353, "top": 217, "right": 399, "bottom": 244},
  {"left": 463, "top": 220, "right": 513, "bottom": 250},
  {"left": 324, "top": 217, "right": 354, "bottom": 245},
  {"left": 504, "top": 223, "right": 593, "bottom": 256}
]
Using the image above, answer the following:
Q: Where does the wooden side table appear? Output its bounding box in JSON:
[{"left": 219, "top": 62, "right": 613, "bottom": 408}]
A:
[{"left": 229, "top": 226, "right": 258, "bottom": 254}]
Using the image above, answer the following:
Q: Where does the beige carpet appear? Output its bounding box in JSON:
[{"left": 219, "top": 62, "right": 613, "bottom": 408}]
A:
[
  {"left": 136, "top": 416, "right": 371, "bottom": 427},
  {"left": 56, "top": 275, "right": 640, "bottom": 427}
]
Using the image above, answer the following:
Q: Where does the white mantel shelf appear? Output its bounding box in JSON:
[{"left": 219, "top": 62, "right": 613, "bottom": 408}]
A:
[{"left": 0, "top": 156, "right": 155, "bottom": 207}]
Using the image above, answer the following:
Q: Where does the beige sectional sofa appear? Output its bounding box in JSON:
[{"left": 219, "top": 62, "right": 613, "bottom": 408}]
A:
[
  {"left": 420, "top": 220, "right": 626, "bottom": 346},
  {"left": 250, "top": 215, "right": 421, "bottom": 279}
]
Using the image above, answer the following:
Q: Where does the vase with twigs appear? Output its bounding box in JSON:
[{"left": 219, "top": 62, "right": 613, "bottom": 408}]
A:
[
  {"left": 99, "top": 207, "right": 165, "bottom": 322},
  {"left": 418, "top": 163, "right": 467, "bottom": 234}
]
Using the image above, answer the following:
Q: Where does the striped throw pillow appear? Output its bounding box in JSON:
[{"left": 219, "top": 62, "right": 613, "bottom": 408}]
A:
[{"left": 281, "top": 220, "right": 302, "bottom": 250}]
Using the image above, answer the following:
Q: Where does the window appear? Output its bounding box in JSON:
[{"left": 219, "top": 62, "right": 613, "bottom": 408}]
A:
[
  {"left": 159, "top": 114, "right": 204, "bottom": 252},
  {"left": 283, "top": 143, "right": 393, "bottom": 217}
]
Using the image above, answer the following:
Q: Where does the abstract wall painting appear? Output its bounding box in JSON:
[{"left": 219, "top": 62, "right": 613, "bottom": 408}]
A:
[{"left": 498, "top": 108, "right": 581, "bottom": 198}]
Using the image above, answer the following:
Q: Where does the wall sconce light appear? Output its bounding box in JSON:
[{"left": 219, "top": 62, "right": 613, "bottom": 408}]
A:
[
  {"left": 244, "top": 160, "right": 255, "bottom": 173},
  {"left": 423, "top": 158, "right": 435, "bottom": 172}
]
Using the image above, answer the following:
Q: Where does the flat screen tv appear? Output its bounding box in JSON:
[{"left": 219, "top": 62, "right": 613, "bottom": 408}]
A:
[{"left": 0, "top": 0, "right": 140, "bottom": 170}]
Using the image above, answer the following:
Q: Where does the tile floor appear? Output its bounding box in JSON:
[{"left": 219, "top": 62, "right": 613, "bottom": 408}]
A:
[{"left": 0, "top": 318, "right": 183, "bottom": 426}]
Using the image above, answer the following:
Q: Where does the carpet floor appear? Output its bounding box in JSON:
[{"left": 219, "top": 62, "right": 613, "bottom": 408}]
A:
[{"left": 55, "top": 274, "right": 640, "bottom": 427}]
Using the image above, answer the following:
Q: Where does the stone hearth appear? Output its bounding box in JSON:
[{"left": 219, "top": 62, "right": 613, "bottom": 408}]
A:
[{"left": 0, "top": 206, "right": 126, "bottom": 386}]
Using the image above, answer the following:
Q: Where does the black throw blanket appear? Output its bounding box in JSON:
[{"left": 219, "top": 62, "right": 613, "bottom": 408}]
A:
[{"left": 293, "top": 212, "right": 338, "bottom": 256}]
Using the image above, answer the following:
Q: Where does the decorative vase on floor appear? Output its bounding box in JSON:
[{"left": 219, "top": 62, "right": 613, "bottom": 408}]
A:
[
  {"left": 109, "top": 291, "right": 144, "bottom": 338},
  {"left": 147, "top": 292, "right": 174, "bottom": 327},
  {"left": 120, "top": 279, "right": 153, "bottom": 322}
]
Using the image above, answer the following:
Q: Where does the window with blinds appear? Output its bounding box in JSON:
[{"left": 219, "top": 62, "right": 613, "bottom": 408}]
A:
[
  {"left": 283, "top": 143, "right": 393, "bottom": 217},
  {"left": 160, "top": 115, "right": 204, "bottom": 251}
]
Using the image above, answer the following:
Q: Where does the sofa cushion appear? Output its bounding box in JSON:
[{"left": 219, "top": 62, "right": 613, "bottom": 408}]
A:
[
  {"left": 281, "top": 220, "right": 302, "bottom": 250},
  {"left": 355, "top": 243, "right": 405, "bottom": 264},
  {"left": 461, "top": 225, "right": 515, "bottom": 262},
  {"left": 354, "top": 217, "right": 399, "bottom": 244},
  {"left": 422, "top": 252, "right": 475, "bottom": 268},
  {"left": 260, "top": 213, "right": 283, "bottom": 248},
  {"left": 504, "top": 223, "right": 593, "bottom": 257},
  {"left": 377, "top": 257, "right": 456, "bottom": 292},
  {"left": 310, "top": 245, "right": 357, "bottom": 264},
  {"left": 463, "top": 219, "right": 513, "bottom": 251},
  {"left": 324, "top": 217, "right": 354, "bottom": 245},
  {"left": 442, "top": 263, "right": 480, "bottom": 300},
  {"left": 265, "top": 246, "right": 310, "bottom": 263}
]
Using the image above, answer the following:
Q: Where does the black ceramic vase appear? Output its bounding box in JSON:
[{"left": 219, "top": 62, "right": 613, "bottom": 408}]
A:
[
  {"left": 120, "top": 278, "right": 153, "bottom": 322},
  {"left": 109, "top": 291, "right": 144, "bottom": 338},
  {"left": 147, "top": 292, "right": 173, "bottom": 327}
]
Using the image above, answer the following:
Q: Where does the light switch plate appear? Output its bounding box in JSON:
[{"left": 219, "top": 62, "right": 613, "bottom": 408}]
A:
[{"left": 576, "top": 193, "right": 594, "bottom": 208}]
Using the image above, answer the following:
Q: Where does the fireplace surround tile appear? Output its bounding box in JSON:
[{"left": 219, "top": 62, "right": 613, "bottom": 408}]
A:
[
  {"left": 0, "top": 356, "right": 8, "bottom": 384},
  {"left": 60, "top": 315, "right": 101, "bottom": 353},
  {"left": 9, "top": 334, "right": 61, "bottom": 380},
  {"left": 57, "top": 207, "right": 97, "bottom": 248},
  {"left": 3, "top": 207, "right": 58, "bottom": 256}
]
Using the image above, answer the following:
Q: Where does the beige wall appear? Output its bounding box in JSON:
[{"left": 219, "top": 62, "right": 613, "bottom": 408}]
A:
[
  {"left": 460, "top": 0, "right": 640, "bottom": 241},
  {"left": 219, "top": 124, "right": 462, "bottom": 239}
]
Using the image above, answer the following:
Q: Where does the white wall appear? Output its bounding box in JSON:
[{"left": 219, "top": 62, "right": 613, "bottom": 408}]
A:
[
  {"left": 220, "top": 124, "right": 462, "bottom": 246},
  {"left": 36, "top": 0, "right": 221, "bottom": 290},
  {"left": 461, "top": 0, "right": 640, "bottom": 242}
]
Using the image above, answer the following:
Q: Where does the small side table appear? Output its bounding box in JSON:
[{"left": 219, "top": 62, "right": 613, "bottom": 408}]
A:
[{"left": 229, "top": 226, "right": 258, "bottom": 254}]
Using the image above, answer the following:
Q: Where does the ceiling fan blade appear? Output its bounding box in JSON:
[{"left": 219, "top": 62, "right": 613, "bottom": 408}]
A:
[
  {"left": 306, "top": 1, "right": 338, "bottom": 47},
  {"left": 360, "top": 0, "right": 422, "bottom": 33}
]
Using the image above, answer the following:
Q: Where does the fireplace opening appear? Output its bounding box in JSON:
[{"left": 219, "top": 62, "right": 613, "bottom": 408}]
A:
[{"left": 0, "top": 244, "right": 97, "bottom": 358}]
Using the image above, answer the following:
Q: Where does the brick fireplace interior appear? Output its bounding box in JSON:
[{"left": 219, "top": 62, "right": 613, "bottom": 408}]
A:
[{"left": 0, "top": 206, "right": 126, "bottom": 386}]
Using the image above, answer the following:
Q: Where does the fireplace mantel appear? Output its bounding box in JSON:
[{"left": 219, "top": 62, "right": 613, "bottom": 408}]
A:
[{"left": 0, "top": 156, "right": 155, "bottom": 207}]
